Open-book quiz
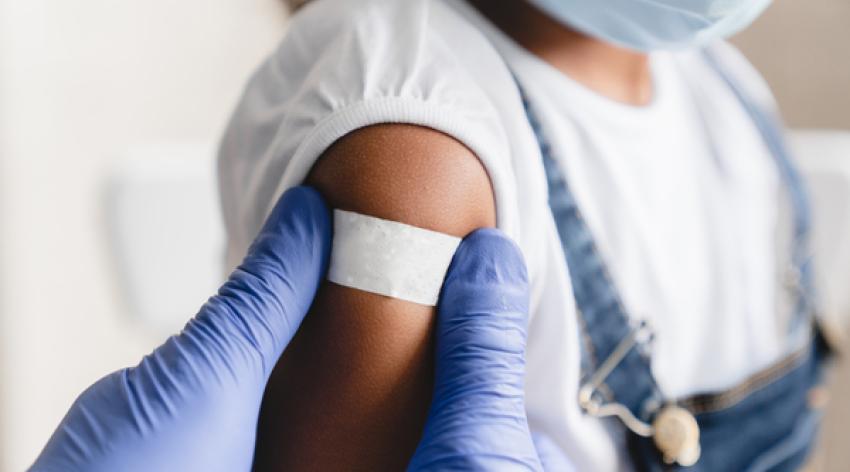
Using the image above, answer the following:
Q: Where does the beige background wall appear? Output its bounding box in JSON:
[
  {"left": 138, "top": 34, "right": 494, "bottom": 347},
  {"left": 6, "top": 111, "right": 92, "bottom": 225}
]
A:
[
  {"left": 0, "top": 1, "right": 847, "bottom": 471},
  {"left": 735, "top": 0, "right": 850, "bottom": 129}
]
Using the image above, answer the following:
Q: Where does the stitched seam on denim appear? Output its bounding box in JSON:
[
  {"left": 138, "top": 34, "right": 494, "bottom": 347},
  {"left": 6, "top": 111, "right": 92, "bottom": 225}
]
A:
[
  {"left": 568, "top": 198, "right": 646, "bottom": 401},
  {"left": 575, "top": 307, "right": 602, "bottom": 383},
  {"left": 680, "top": 339, "right": 812, "bottom": 414}
]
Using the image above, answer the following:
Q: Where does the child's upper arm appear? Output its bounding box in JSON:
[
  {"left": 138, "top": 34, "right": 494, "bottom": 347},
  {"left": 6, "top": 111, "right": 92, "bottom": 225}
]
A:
[{"left": 252, "top": 123, "right": 496, "bottom": 471}]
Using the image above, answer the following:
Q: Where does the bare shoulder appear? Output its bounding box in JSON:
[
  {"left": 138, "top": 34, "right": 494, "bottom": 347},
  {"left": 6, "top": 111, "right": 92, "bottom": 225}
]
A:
[
  {"left": 306, "top": 123, "right": 496, "bottom": 234},
  {"left": 253, "top": 124, "right": 497, "bottom": 471}
]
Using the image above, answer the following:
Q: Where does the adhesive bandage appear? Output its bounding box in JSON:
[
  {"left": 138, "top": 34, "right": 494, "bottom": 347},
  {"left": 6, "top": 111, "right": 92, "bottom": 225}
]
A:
[{"left": 328, "top": 209, "right": 462, "bottom": 306}]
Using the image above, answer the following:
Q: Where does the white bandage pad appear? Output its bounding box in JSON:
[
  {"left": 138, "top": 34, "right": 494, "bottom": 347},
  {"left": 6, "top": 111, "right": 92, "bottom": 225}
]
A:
[{"left": 328, "top": 209, "right": 462, "bottom": 306}]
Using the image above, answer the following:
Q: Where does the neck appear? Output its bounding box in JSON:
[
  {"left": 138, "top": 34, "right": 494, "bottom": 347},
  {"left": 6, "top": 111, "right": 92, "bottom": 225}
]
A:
[{"left": 469, "top": 0, "right": 653, "bottom": 106}]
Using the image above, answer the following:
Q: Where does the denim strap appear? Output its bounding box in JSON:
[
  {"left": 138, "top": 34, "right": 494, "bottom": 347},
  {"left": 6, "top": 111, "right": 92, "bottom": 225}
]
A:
[
  {"left": 518, "top": 46, "right": 815, "bottom": 426},
  {"left": 702, "top": 48, "right": 815, "bottom": 333},
  {"left": 519, "top": 88, "right": 663, "bottom": 422}
]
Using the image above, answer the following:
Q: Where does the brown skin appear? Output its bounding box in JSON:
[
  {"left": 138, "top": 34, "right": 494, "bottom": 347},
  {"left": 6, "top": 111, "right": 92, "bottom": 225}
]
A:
[
  {"left": 252, "top": 124, "right": 495, "bottom": 471},
  {"left": 253, "top": 2, "right": 652, "bottom": 471}
]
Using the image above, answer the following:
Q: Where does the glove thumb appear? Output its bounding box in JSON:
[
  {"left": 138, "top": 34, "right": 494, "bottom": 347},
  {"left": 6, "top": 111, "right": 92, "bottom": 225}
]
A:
[
  {"left": 182, "top": 186, "right": 331, "bottom": 379},
  {"left": 409, "top": 228, "right": 541, "bottom": 471}
]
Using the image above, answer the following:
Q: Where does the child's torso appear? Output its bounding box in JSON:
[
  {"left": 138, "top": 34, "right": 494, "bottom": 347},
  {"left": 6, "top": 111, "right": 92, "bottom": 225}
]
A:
[{"left": 218, "top": 1, "right": 791, "bottom": 469}]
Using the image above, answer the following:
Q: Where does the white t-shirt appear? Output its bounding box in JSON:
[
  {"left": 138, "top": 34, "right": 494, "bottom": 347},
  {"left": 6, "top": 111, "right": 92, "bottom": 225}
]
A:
[{"left": 218, "top": 0, "right": 787, "bottom": 469}]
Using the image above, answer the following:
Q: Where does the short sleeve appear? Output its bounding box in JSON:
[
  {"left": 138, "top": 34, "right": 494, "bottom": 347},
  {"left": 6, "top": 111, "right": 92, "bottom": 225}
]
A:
[{"left": 218, "top": 0, "right": 517, "bottom": 269}]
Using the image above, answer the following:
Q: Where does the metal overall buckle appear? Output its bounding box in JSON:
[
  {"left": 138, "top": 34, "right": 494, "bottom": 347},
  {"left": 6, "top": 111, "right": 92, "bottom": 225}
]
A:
[{"left": 577, "top": 321, "right": 701, "bottom": 467}]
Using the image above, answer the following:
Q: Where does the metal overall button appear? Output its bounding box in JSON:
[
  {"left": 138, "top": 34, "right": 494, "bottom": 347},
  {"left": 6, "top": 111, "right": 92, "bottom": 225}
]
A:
[
  {"left": 652, "top": 404, "right": 701, "bottom": 467},
  {"left": 576, "top": 321, "right": 702, "bottom": 467}
]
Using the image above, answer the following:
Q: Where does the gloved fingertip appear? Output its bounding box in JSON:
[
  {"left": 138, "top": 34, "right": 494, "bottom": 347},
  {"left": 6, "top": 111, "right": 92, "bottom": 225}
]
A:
[
  {"left": 446, "top": 228, "right": 528, "bottom": 287},
  {"left": 420, "top": 228, "right": 537, "bottom": 472},
  {"left": 270, "top": 185, "right": 330, "bottom": 230},
  {"left": 215, "top": 186, "right": 333, "bottom": 365},
  {"left": 533, "top": 432, "right": 576, "bottom": 472},
  {"left": 261, "top": 185, "right": 332, "bottom": 265}
]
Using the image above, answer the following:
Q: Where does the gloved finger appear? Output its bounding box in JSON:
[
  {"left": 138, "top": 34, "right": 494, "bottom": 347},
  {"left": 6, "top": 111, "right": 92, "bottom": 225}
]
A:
[
  {"left": 532, "top": 432, "right": 576, "bottom": 472},
  {"left": 409, "top": 228, "right": 542, "bottom": 471},
  {"left": 179, "top": 186, "right": 331, "bottom": 379},
  {"left": 30, "top": 188, "right": 330, "bottom": 472}
]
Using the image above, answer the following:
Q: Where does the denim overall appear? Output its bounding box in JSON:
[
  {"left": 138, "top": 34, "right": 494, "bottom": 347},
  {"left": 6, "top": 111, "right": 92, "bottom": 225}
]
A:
[{"left": 518, "top": 49, "right": 831, "bottom": 471}]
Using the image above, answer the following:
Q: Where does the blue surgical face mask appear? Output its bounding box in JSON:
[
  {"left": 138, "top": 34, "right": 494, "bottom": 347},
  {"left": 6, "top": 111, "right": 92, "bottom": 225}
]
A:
[{"left": 527, "top": 0, "right": 773, "bottom": 51}]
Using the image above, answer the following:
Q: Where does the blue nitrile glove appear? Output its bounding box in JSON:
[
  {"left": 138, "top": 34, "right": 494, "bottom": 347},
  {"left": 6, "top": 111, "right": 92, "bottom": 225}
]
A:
[
  {"left": 533, "top": 432, "right": 576, "bottom": 471},
  {"left": 409, "top": 229, "right": 547, "bottom": 471},
  {"left": 31, "top": 186, "right": 332, "bottom": 472},
  {"left": 33, "top": 187, "right": 570, "bottom": 472}
]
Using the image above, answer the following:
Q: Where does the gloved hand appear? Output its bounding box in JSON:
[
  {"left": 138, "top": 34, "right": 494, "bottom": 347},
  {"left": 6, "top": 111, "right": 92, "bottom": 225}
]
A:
[
  {"left": 408, "top": 229, "right": 545, "bottom": 471},
  {"left": 31, "top": 186, "right": 332, "bottom": 472},
  {"left": 32, "top": 186, "right": 568, "bottom": 472}
]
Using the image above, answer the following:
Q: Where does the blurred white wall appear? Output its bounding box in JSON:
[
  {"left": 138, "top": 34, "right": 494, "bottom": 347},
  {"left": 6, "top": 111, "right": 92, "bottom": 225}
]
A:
[{"left": 0, "top": 1, "right": 285, "bottom": 470}]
